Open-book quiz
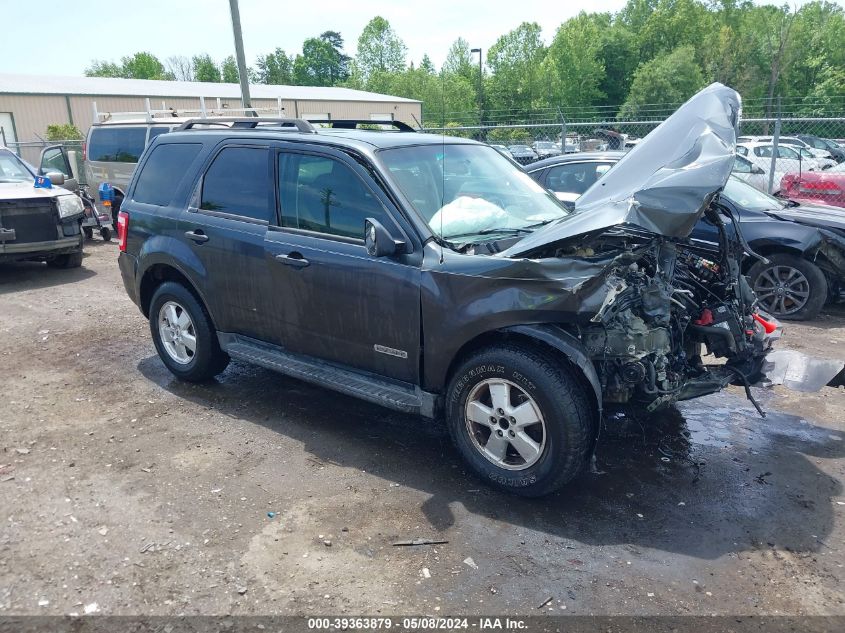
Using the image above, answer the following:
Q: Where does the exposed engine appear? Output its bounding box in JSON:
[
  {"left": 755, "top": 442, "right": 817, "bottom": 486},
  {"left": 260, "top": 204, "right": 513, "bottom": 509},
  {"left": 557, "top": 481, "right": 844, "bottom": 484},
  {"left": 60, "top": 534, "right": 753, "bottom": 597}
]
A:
[{"left": 540, "top": 207, "right": 777, "bottom": 413}]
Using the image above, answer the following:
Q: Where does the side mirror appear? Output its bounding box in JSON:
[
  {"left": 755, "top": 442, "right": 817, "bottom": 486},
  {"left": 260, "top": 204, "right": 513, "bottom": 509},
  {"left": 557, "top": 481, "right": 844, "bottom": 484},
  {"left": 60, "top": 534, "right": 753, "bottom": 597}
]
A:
[
  {"left": 365, "top": 218, "right": 405, "bottom": 258},
  {"left": 46, "top": 172, "right": 65, "bottom": 186},
  {"left": 751, "top": 165, "right": 765, "bottom": 175}
]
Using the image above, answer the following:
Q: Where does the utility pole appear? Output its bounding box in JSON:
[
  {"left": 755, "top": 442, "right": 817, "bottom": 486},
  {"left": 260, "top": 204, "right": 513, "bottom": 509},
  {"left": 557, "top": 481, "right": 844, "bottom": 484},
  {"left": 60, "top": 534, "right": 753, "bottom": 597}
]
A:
[
  {"left": 228, "top": 0, "right": 252, "bottom": 111},
  {"left": 471, "top": 48, "right": 483, "bottom": 140}
]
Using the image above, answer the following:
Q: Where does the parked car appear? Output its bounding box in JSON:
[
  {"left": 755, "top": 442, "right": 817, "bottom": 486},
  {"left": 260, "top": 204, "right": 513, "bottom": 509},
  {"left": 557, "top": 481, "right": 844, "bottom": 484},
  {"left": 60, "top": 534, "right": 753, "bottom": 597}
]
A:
[
  {"left": 118, "top": 86, "right": 777, "bottom": 496},
  {"left": 532, "top": 141, "right": 561, "bottom": 159},
  {"left": 0, "top": 146, "right": 84, "bottom": 268},
  {"left": 796, "top": 134, "right": 845, "bottom": 163},
  {"left": 732, "top": 154, "right": 769, "bottom": 192},
  {"left": 780, "top": 161, "right": 845, "bottom": 210},
  {"left": 528, "top": 152, "right": 845, "bottom": 319},
  {"left": 739, "top": 135, "right": 835, "bottom": 161},
  {"left": 507, "top": 144, "right": 538, "bottom": 165},
  {"left": 737, "top": 142, "right": 832, "bottom": 192}
]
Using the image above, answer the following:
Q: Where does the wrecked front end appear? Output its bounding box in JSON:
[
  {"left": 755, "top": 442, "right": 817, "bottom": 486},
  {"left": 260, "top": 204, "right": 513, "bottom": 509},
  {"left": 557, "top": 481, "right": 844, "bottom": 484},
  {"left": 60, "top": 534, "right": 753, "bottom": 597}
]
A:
[{"left": 517, "top": 217, "right": 776, "bottom": 413}]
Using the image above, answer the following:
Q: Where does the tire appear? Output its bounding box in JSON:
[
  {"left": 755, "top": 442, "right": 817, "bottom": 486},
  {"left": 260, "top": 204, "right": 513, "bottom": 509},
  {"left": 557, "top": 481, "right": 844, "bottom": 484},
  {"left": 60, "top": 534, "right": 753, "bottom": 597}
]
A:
[
  {"left": 100, "top": 227, "right": 112, "bottom": 242},
  {"left": 445, "top": 344, "right": 596, "bottom": 497},
  {"left": 149, "top": 281, "right": 229, "bottom": 381},
  {"left": 749, "top": 253, "right": 827, "bottom": 320},
  {"left": 83, "top": 227, "right": 93, "bottom": 239},
  {"left": 47, "top": 250, "right": 83, "bottom": 269}
]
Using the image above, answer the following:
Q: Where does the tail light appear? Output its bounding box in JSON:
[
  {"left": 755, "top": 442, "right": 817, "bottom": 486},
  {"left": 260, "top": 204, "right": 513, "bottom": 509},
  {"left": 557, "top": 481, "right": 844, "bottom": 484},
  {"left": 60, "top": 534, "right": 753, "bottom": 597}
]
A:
[
  {"left": 797, "top": 180, "right": 843, "bottom": 196},
  {"left": 117, "top": 211, "right": 129, "bottom": 252}
]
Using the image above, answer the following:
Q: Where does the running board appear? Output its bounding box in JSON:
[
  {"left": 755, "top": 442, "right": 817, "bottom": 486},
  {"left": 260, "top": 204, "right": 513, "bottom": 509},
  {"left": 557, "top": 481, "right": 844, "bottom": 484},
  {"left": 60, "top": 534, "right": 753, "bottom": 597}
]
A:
[{"left": 217, "top": 333, "right": 437, "bottom": 418}]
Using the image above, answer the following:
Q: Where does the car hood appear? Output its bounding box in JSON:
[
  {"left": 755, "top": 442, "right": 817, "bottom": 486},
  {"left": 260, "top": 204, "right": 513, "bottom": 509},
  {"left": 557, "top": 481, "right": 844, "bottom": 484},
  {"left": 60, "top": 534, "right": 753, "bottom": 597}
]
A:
[
  {"left": 0, "top": 180, "right": 69, "bottom": 200},
  {"left": 767, "top": 202, "right": 845, "bottom": 232},
  {"left": 502, "top": 83, "right": 741, "bottom": 257}
]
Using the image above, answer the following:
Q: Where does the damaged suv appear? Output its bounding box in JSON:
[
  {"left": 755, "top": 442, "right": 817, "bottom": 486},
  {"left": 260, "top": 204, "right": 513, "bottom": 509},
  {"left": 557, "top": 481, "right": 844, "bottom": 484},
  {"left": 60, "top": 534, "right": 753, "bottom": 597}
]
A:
[{"left": 119, "top": 84, "right": 778, "bottom": 496}]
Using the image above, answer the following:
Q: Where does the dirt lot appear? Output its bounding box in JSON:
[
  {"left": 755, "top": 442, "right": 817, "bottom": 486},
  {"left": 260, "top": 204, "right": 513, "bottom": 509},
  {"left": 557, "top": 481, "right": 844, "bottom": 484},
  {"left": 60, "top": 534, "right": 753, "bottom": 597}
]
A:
[{"left": 1, "top": 241, "right": 844, "bottom": 617}]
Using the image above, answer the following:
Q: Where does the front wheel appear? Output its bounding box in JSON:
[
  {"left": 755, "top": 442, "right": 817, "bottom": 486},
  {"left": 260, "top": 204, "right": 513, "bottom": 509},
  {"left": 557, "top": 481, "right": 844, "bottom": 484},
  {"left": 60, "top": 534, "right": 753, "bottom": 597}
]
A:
[
  {"left": 445, "top": 345, "right": 596, "bottom": 497},
  {"left": 149, "top": 282, "right": 229, "bottom": 381},
  {"left": 749, "top": 253, "right": 827, "bottom": 320}
]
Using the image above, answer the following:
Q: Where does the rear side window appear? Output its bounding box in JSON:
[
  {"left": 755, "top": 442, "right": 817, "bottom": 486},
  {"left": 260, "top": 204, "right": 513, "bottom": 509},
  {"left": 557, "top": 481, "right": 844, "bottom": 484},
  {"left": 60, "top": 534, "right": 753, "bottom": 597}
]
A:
[
  {"left": 200, "top": 147, "right": 271, "bottom": 222},
  {"left": 133, "top": 143, "right": 202, "bottom": 206},
  {"left": 88, "top": 127, "right": 147, "bottom": 162},
  {"left": 148, "top": 126, "right": 172, "bottom": 143}
]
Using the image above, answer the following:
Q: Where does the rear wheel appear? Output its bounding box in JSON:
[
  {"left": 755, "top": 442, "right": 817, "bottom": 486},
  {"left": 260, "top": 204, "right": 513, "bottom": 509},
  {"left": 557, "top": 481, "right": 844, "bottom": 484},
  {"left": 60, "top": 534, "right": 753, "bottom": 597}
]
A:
[
  {"left": 100, "top": 227, "right": 112, "bottom": 242},
  {"left": 749, "top": 253, "right": 827, "bottom": 320},
  {"left": 149, "top": 282, "right": 229, "bottom": 381},
  {"left": 83, "top": 227, "right": 93, "bottom": 239},
  {"left": 47, "top": 250, "right": 83, "bottom": 269},
  {"left": 445, "top": 344, "right": 596, "bottom": 497}
]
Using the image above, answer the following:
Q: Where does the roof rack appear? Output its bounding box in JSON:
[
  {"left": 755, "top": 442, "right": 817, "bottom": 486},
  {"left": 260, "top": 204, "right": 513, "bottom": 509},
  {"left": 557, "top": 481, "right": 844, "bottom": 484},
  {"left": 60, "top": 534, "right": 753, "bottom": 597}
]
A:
[
  {"left": 175, "top": 117, "right": 317, "bottom": 133},
  {"left": 307, "top": 119, "right": 416, "bottom": 132},
  {"left": 92, "top": 96, "right": 288, "bottom": 124}
]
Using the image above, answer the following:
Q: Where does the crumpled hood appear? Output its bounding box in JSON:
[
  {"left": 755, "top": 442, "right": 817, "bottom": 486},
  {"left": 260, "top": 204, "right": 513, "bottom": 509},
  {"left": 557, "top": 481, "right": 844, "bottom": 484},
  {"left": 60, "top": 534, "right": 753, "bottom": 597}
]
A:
[
  {"left": 503, "top": 83, "right": 741, "bottom": 257},
  {"left": 767, "top": 202, "right": 845, "bottom": 233},
  {"left": 0, "top": 180, "right": 70, "bottom": 200}
]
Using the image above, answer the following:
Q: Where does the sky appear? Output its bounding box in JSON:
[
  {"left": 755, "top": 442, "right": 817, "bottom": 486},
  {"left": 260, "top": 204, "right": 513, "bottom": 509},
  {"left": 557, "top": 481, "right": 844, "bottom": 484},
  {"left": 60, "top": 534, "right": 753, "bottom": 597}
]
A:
[
  {"left": 1, "top": 0, "right": 840, "bottom": 77},
  {"left": 0, "top": 0, "right": 640, "bottom": 76}
]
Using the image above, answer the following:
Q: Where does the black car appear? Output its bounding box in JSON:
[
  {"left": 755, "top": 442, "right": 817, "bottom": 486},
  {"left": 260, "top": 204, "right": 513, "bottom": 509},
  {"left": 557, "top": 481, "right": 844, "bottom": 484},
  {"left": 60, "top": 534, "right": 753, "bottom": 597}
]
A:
[
  {"left": 507, "top": 145, "right": 538, "bottom": 165},
  {"left": 796, "top": 134, "right": 845, "bottom": 163},
  {"left": 118, "top": 86, "right": 776, "bottom": 497},
  {"left": 528, "top": 152, "right": 845, "bottom": 320},
  {"left": 0, "top": 147, "right": 84, "bottom": 268}
]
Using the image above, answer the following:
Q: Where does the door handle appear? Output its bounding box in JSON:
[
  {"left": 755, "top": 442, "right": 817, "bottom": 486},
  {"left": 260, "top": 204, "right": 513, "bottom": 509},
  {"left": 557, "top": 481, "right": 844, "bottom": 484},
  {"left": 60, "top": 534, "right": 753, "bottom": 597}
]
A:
[
  {"left": 275, "top": 253, "right": 310, "bottom": 268},
  {"left": 185, "top": 230, "right": 209, "bottom": 243}
]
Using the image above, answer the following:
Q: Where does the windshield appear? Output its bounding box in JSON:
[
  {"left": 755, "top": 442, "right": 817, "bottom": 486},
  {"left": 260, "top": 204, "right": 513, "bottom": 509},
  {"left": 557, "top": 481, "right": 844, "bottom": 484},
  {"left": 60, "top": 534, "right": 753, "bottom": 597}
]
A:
[
  {"left": 0, "top": 149, "right": 35, "bottom": 182},
  {"left": 379, "top": 143, "right": 568, "bottom": 240},
  {"left": 723, "top": 176, "right": 784, "bottom": 211}
]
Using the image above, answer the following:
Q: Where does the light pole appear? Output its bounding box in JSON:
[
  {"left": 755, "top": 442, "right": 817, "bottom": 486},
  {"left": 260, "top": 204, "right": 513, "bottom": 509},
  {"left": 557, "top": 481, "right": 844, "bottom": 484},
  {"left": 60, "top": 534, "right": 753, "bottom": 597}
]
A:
[
  {"left": 228, "top": 0, "right": 252, "bottom": 112},
  {"left": 470, "top": 47, "right": 483, "bottom": 139}
]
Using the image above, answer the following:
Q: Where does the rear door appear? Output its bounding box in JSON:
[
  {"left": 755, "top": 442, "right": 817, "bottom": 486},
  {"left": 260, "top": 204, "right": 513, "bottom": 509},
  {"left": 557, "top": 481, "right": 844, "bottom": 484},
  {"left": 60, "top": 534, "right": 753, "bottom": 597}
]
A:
[
  {"left": 180, "top": 143, "right": 279, "bottom": 343},
  {"left": 265, "top": 145, "right": 422, "bottom": 383}
]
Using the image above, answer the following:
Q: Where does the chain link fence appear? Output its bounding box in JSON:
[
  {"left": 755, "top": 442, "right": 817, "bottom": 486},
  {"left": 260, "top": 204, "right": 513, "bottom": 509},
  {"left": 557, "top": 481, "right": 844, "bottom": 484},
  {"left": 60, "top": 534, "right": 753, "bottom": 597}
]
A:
[{"left": 422, "top": 108, "right": 845, "bottom": 203}]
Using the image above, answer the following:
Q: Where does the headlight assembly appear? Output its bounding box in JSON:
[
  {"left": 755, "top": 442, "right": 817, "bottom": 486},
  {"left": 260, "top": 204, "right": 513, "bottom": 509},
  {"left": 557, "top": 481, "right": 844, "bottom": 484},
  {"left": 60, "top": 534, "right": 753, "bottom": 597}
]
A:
[{"left": 56, "top": 194, "right": 84, "bottom": 219}]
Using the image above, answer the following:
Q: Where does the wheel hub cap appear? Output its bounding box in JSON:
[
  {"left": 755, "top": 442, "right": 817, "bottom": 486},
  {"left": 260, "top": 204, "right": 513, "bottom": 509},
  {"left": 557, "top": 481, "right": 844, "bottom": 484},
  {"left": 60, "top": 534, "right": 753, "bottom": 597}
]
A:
[
  {"left": 753, "top": 265, "right": 810, "bottom": 316},
  {"left": 158, "top": 301, "right": 197, "bottom": 365},
  {"left": 464, "top": 378, "right": 546, "bottom": 471}
]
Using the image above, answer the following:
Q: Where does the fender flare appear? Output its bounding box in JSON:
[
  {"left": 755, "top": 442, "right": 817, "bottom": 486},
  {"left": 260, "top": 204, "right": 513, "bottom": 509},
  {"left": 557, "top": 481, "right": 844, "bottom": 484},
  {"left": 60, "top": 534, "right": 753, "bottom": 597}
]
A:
[{"left": 501, "top": 324, "right": 603, "bottom": 415}]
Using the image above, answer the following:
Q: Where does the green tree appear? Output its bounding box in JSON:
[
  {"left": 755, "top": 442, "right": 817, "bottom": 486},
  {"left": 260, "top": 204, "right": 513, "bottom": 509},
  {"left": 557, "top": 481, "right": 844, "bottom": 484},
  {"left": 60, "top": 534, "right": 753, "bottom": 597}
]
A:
[
  {"left": 541, "top": 12, "right": 606, "bottom": 109},
  {"left": 84, "top": 60, "right": 124, "bottom": 78},
  {"left": 192, "top": 54, "right": 221, "bottom": 83},
  {"left": 355, "top": 16, "right": 407, "bottom": 81},
  {"left": 619, "top": 45, "right": 705, "bottom": 117},
  {"left": 486, "top": 22, "right": 546, "bottom": 113},
  {"left": 121, "top": 52, "right": 172, "bottom": 80},
  {"left": 221, "top": 55, "right": 240, "bottom": 83},
  {"left": 319, "top": 31, "right": 351, "bottom": 82},
  {"left": 255, "top": 48, "right": 294, "bottom": 84},
  {"left": 442, "top": 38, "right": 476, "bottom": 82},
  {"left": 45, "top": 124, "right": 82, "bottom": 141},
  {"left": 294, "top": 37, "right": 346, "bottom": 85}
]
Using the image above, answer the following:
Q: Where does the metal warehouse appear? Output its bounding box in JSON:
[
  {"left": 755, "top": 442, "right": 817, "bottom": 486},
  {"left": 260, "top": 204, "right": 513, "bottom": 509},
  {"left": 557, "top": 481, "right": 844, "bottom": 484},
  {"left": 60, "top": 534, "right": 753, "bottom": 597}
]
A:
[{"left": 0, "top": 73, "right": 422, "bottom": 148}]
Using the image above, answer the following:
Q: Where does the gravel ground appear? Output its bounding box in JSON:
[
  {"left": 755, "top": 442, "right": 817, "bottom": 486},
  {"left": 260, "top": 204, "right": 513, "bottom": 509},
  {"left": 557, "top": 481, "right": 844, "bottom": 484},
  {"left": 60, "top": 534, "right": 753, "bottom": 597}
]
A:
[{"left": 1, "top": 241, "right": 844, "bottom": 616}]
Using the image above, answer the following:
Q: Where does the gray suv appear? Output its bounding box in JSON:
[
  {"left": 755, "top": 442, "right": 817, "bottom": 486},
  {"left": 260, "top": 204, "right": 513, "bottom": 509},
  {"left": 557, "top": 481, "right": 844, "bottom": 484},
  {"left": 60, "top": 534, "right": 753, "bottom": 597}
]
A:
[{"left": 118, "top": 84, "right": 779, "bottom": 497}]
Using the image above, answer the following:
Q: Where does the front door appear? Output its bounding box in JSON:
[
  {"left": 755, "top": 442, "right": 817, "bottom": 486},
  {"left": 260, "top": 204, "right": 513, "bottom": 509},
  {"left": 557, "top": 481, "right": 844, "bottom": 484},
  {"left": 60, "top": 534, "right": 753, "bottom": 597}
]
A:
[{"left": 265, "top": 147, "right": 421, "bottom": 383}]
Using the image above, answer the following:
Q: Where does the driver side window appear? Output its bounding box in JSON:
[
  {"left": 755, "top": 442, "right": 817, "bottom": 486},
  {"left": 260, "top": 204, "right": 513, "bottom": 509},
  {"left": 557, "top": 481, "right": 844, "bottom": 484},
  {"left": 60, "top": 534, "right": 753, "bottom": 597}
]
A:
[{"left": 278, "top": 153, "right": 389, "bottom": 240}]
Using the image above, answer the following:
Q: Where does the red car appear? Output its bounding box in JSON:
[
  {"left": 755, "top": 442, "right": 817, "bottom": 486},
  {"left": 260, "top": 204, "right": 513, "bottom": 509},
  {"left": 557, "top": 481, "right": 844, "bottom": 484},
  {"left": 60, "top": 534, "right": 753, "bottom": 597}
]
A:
[{"left": 781, "top": 162, "right": 845, "bottom": 209}]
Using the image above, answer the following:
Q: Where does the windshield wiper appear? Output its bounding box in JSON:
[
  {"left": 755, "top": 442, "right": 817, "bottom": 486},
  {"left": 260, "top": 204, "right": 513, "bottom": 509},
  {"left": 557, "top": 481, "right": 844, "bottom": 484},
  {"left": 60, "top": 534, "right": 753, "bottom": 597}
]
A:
[{"left": 447, "top": 226, "right": 534, "bottom": 240}]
